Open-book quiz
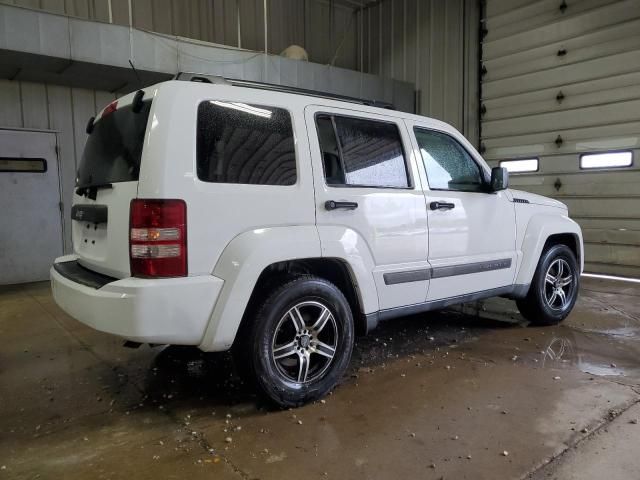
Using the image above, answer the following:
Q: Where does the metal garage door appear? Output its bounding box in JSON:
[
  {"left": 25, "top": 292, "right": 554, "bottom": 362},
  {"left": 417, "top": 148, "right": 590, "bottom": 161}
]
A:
[
  {"left": 0, "top": 129, "right": 63, "bottom": 284},
  {"left": 480, "top": 0, "right": 640, "bottom": 277}
]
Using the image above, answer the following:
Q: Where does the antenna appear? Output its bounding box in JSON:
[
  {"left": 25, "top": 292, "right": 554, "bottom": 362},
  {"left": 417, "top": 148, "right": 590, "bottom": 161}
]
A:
[{"left": 128, "top": 59, "right": 142, "bottom": 89}]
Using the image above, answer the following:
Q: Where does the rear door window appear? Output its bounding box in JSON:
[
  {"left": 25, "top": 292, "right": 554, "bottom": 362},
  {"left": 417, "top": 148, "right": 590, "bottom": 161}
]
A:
[
  {"left": 316, "top": 114, "right": 409, "bottom": 188},
  {"left": 76, "top": 101, "right": 152, "bottom": 187},
  {"left": 197, "top": 101, "right": 296, "bottom": 186}
]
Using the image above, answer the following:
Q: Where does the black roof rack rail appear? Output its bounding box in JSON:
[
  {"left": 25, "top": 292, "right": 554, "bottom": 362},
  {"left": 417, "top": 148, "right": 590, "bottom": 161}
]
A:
[{"left": 173, "top": 72, "right": 395, "bottom": 110}]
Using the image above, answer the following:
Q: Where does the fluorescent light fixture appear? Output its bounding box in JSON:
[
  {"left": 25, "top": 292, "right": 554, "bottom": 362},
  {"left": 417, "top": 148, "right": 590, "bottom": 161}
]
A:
[
  {"left": 582, "top": 273, "right": 640, "bottom": 284},
  {"left": 499, "top": 158, "right": 539, "bottom": 173},
  {"left": 580, "top": 151, "right": 632, "bottom": 169},
  {"left": 210, "top": 101, "right": 272, "bottom": 118}
]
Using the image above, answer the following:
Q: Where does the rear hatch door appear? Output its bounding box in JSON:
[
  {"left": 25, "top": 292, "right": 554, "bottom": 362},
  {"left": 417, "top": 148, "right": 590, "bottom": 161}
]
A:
[{"left": 72, "top": 92, "right": 152, "bottom": 278}]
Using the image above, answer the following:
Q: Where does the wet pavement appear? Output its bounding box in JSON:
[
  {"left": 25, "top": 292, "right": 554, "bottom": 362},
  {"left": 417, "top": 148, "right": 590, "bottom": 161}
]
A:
[{"left": 1, "top": 276, "right": 640, "bottom": 479}]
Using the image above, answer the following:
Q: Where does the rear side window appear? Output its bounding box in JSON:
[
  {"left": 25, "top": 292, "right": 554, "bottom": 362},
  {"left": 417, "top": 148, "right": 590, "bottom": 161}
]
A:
[
  {"left": 316, "top": 114, "right": 409, "bottom": 188},
  {"left": 76, "top": 100, "right": 151, "bottom": 187},
  {"left": 197, "top": 101, "right": 296, "bottom": 186}
]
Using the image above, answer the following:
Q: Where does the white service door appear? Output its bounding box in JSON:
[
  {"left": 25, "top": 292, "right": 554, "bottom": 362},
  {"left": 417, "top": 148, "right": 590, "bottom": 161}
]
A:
[
  {"left": 407, "top": 122, "right": 517, "bottom": 301},
  {"left": 0, "top": 130, "right": 63, "bottom": 284},
  {"left": 305, "top": 106, "right": 429, "bottom": 312}
]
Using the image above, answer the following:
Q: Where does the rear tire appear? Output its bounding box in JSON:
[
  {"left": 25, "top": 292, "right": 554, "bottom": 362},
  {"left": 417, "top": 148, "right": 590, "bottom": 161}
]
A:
[
  {"left": 236, "top": 275, "right": 354, "bottom": 408},
  {"left": 517, "top": 244, "right": 579, "bottom": 326}
]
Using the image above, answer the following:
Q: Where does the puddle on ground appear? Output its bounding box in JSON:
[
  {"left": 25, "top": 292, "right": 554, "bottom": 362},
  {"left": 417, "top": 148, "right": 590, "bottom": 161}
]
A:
[
  {"left": 577, "top": 360, "right": 626, "bottom": 377},
  {"left": 581, "top": 326, "right": 640, "bottom": 338},
  {"left": 533, "top": 318, "right": 640, "bottom": 381}
]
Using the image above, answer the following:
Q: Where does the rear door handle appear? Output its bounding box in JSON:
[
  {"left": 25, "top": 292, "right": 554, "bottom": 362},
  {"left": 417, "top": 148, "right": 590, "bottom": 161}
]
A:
[
  {"left": 430, "top": 201, "right": 455, "bottom": 211},
  {"left": 325, "top": 200, "right": 358, "bottom": 211}
]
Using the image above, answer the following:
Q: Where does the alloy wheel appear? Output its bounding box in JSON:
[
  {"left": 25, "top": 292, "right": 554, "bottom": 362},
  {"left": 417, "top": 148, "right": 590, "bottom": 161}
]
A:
[
  {"left": 543, "top": 258, "right": 574, "bottom": 310},
  {"left": 271, "top": 301, "right": 339, "bottom": 384}
]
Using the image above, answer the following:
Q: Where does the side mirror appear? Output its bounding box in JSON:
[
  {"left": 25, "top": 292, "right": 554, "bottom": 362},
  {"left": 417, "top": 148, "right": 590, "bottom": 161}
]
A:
[{"left": 490, "top": 166, "right": 509, "bottom": 191}]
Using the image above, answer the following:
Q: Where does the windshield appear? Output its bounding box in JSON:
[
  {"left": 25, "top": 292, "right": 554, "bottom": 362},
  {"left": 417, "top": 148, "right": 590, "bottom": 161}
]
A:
[{"left": 76, "top": 100, "right": 152, "bottom": 188}]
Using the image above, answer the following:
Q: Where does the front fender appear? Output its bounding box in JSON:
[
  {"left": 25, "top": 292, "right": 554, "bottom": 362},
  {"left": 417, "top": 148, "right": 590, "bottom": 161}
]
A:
[
  {"left": 515, "top": 213, "right": 584, "bottom": 286},
  {"left": 198, "top": 226, "right": 321, "bottom": 351}
]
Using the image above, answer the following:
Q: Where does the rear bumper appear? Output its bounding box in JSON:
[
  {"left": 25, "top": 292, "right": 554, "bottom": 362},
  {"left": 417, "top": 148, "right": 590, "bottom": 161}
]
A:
[{"left": 50, "top": 256, "right": 224, "bottom": 345}]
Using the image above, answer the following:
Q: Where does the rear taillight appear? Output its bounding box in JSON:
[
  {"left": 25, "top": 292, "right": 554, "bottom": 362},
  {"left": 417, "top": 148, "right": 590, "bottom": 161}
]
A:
[{"left": 129, "top": 199, "right": 187, "bottom": 278}]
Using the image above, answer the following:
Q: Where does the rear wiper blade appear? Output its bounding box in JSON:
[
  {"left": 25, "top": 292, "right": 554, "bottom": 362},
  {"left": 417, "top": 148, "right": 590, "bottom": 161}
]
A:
[
  {"left": 75, "top": 183, "right": 113, "bottom": 200},
  {"left": 76, "top": 183, "right": 113, "bottom": 191}
]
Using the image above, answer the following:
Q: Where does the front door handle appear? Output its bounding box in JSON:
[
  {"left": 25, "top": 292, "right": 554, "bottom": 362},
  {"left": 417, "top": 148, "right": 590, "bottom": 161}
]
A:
[
  {"left": 430, "top": 201, "right": 455, "bottom": 211},
  {"left": 325, "top": 200, "right": 359, "bottom": 211}
]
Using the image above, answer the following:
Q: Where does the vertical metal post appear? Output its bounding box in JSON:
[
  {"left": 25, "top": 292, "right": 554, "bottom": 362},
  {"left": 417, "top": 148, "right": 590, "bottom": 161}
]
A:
[
  {"left": 263, "top": 0, "right": 268, "bottom": 81},
  {"left": 367, "top": 6, "right": 371, "bottom": 73},
  {"left": 107, "top": 0, "right": 113, "bottom": 24},
  {"left": 330, "top": 0, "right": 334, "bottom": 64},
  {"left": 390, "top": 0, "right": 394, "bottom": 78},
  {"left": 359, "top": 2, "right": 364, "bottom": 97},
  {"left": 403, "top": 0, "right": 407, "bottom": 80},
  {"left": 359, "top": 2, "right": 364, "bottom": 72},
  {"left": 378, "top": 2, "right": 382, "bottom": 75},
  {"left": 264, "top": 0, "right": 268, "bottom": 54},
  {"left": 237, "top": 1, "right": 242, "bottom": 48},
  {"left": 303, "top": 0, "right": 307, "bottom": 51},
  {"left": 415, "top": 0, "right": 420, "bottom": 114}
]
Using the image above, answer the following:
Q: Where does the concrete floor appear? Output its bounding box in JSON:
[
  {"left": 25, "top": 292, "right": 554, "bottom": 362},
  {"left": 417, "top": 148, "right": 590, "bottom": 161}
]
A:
[{"left": 1, "top": 277, "right": 640, "bottom": 479}]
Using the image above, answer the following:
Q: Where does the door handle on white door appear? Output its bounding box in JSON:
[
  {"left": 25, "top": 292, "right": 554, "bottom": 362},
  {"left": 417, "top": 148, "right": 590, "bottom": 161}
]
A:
[
  {"left": 325, "top": 200, "right": 359, "bottom": 211},
  {"left": 430, "top": 201, "right": 455, "bottom": 210}
]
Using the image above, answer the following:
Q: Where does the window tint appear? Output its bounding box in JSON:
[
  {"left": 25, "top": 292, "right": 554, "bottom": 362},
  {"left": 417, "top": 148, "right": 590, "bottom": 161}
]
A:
[
  {"left": 317, "top": 114, "right": 409, "bottom": 188},
  {"left": 414, "top": 128, "right": 485, "bottom": 192},
  {"left": 77, "top": 100, "right": 151, "bottom": 187},
  {"left": 197, "top": 101, "right": 296, "bottom": 186}
]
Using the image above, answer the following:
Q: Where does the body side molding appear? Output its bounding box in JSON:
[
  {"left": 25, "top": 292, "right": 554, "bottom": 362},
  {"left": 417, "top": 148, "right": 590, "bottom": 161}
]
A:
[
  {"left": 383, "top": 268, "right": 431, "bottom": 285},
  {"left": 431, "top": 258, "right": 512, "bottom": 279},
  {"left": 382, "top": 258, "right": 513, "bottom": 285}
]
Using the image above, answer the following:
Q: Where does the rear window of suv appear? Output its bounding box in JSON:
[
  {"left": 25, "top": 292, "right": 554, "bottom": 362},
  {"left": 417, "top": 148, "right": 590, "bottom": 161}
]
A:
[
  {"left": 197, "top": 101, "right": 296, "bottom": 186},
  {"left": 76, "top": 100, "right": 152, "bottom": 188}
]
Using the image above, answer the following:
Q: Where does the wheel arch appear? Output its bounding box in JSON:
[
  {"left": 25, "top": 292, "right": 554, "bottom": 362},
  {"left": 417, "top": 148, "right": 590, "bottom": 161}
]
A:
[
  {"left": 233, "top": 257, "right": 371, "bottom": 351},
  {"left": 544, "top": 233, "right": 581, "bottom": 266},
  {"left": 197, "top": 226, "right": 378, "bottom": 352},
  {"left": 515, "top": 214, "right": 584, "bottom": 287}
]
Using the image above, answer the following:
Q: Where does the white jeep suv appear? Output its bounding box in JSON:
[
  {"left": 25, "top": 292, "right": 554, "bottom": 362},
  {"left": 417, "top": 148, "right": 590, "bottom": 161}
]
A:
[{"left": 51, "top": 75, "right": 583, "bottom": 407}]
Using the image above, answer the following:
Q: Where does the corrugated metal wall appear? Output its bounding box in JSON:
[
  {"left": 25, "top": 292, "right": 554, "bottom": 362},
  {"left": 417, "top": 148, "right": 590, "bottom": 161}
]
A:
[
  {"left": 2, "top": 0, "right": 480, "bottom": 140},
  {"left": 358, "top": 0, "right": 479, "bottom": 143},
  {"left": 0, "top": 1, "right": 479, "bottom": 256},
  {"left": 481, "top": 0, "right": 640, "bottom": 278},
  {"left": 0, "top": 0, "right": 358, "bottom": 69},
  {"left": 0, "top": 79, "right": 116, "bottom": 253}
]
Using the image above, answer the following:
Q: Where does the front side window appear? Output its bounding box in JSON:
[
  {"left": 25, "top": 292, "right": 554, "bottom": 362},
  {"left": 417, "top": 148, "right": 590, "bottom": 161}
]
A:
[
  {"left": 316, "top": 114, "right": 409, "bottom": 188},
  {"left": 414, "top": 128, "right": 485, "bottom": 192},
  {"left": 197, "top": 101, "right": 296, "bottom": 186}
]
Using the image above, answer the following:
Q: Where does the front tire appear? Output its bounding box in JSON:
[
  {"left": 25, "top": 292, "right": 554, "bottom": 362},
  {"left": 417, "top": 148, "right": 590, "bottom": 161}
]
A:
[
  {"left": 239, "top": 275, "right": 354, "bottom": 408},
  {"left": 517, "top": 244, "right": 579, "bottom": 326}
]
